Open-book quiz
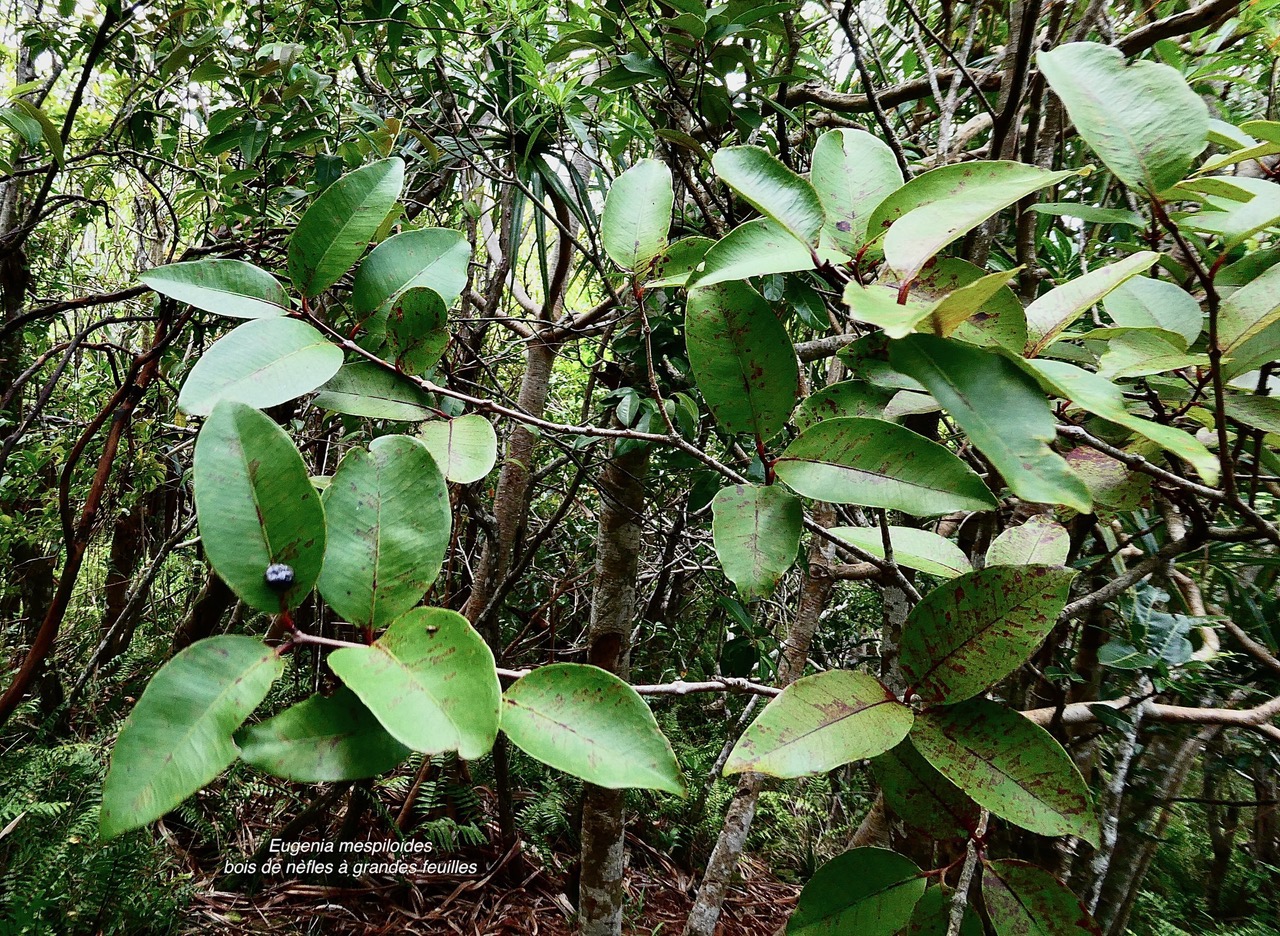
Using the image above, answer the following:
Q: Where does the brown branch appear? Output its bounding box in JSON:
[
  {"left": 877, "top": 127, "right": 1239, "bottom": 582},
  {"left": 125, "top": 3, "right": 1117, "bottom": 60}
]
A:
[
  {"left": 1114, "top": 0, "right": 1244, "bottom": 56},
  {"left": 783, "top": 71, "right": 1002, "bottom": 115}
]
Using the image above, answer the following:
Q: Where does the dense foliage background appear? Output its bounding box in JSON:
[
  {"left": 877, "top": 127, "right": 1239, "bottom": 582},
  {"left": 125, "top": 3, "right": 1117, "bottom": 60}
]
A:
[{"left": 2, "top": 0, "right": 1280, "bottom": 934}]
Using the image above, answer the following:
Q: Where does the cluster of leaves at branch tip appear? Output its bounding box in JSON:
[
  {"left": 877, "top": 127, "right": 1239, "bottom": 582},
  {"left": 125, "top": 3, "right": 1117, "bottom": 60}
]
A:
[{"left": 101, "top": 33, "right": 1280, "bottom": 936}]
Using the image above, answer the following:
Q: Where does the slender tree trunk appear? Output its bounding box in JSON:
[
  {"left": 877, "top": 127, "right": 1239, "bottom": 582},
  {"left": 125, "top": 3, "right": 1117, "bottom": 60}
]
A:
[
  {"left": 578, "top": 440, "right": 649, "bottom": 936},
  {"left": 682, "top": 503, "right": 839, "bottom": 936}
]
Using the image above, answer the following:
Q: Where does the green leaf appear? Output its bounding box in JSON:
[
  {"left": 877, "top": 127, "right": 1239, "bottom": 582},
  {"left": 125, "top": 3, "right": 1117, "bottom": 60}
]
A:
[
  {"left": 1096, "top": 329, "right": 1207, "bottom": 381},
  {"left": 901, "top": 566, "right": 1075, "bottom": 705},
  {"left": 685, "top": 281, "right": 799, "bottom": 439},
  {"left": 646, "top": 236, "right": 715, "bottom": 288},
  {"left": 725, "top": 670, "right": 912, "bottom": 778},
  {"left": 906, "top": 886, "right": 983, "bottom": 936},
  {"left": 417, "top": 414, "right": 499, "bottom": 483},
  {"left": 795, "top": 381, "right": 893, "bottom": 430},
  {"left": 810, "top": 128, "right": 904, "bottom": 253},
  {"left": 193, "top": 401, "right": 326, "bottom": 612},
  {"left": 0, "top": 106, "right": 42, "bottom": 146},
  {"left": 830, "top": 525, "right": 972, "bottom": 579},
  {"left": 601, "top": 157, "right": 673, "bottom": 273},
  {"left": 867, "top": 162, "right": 1072, "bottom": 278},
  {"left": 236, "top": 688, "right": 411, "bottom": 782},
  {"left": 712, "top": 145, "right": 825, "bottom": 246},
  {"left": 351, "top": 227, "right": 471, "bottom": 312},
  {"left": 318, "top": 436, "right": 450, "bottom": 628},
  {"left": 1024, "top": 252, "right": 1160, "bottom": 356},
  {"left": 500, "top": 663, "right": 685, "bottom": 794},
  {"left": 842, "top": 283, "right": 935, "bottom": 339},
  {"left": 1019, "top": 358, "right": 1219, "bottom": 483},
  {"left": 915, "top": 258, "right": 1028, "bottom": 352},
  {"left": 711, "top": 484, "right": 802, "bottom": 599},
  {"left": 312, "top": 361, "right": 436, "bottom": 421},
  {"left": 1224, "top": 394, "right": 1280, "bottom": 435},
  {"left": 140, "top": 259, "right": 289, "bottom": 319},
  {"left": 1037, "top": 42, "right": 1207, "bottom": 194},
  {"left": 100, "top": 636, "right": 283, "bottom": 839},
  {"left": 1178, "top": 176, "right": 1280, "bottom": 249},
  {"left": 872, "top": 738, "right": 980, "bottom": 838},
  {"left": 1219, "top": 261, "right": 1280, "bottom": 353},
  {"left": 986, "top": 516, "right": 1070, "bottom": 567},
  {"left": 10, "top": 99, "right": 63, "bottom": 167},
  {"left": 178, "top": 317, "right": 343, "bottom": 417},
  {"left": 377, "top": 286, "right": 450, "bottom": 375},
  {"left": 775, "top": 417, "right": 997, "bottom": 516},
  {"left": 1030, "top": 202, "right": 1146, "bottom": 227},
  {"left": 694, "top": 219, "right": 846, "bottom": 287},
  {"left": 788, "top": 847, "right": 926, "bottom": 936},
  {"left": 1103, "top": 276, "right": 1202, "bottom": 349},
  {"left": 911, "top": 698, "right": 1100, "bottom": 845},
  {"left": 890, "top": 336, "right": 1092, "bottom": 513},
  {"left": 983, "top": 860, "right": 1102, "bottom": 936},
  {"left": 328, "top": 608, "right": 499, "bottom": 759},
  {"left": 288, "top": 157, "right": 405, "bottom": 297}
]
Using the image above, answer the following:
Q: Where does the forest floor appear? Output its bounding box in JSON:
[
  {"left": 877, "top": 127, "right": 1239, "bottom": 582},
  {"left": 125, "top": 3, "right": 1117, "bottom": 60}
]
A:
[{"left": 179, "top": 834, "right": 799, "bottom": 935}]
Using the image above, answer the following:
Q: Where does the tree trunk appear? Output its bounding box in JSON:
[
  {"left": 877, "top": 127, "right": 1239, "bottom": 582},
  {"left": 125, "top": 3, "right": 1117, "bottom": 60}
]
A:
[
  {"left": 682, "top": 503, "right": 838, "bottom": 936},
  {"left": 578, "top": 440, "right": 649, "bottom": 936}
]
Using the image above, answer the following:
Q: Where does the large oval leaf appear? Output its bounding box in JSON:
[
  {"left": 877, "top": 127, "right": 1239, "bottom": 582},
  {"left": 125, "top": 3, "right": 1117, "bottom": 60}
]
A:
[
  {"left": 867, "top": 162, "right": 1072, "bottom": 277},
  {"left": 193, "top": 401, "right": 326, "bottom": 612},
  {"left": 724, "top": 670, "right": 912, "bottom": 778},
  {"left": 983, "top": 860, "right": 1102, "bottom": 936},
  {"left": 1019, "top": 358, "right": 1219, "bottom": 483},
  {"left": 911, "top": 699, "right": 1100, "bottom": 845},
  {"left": 830, "top": 525, "right": 972, "bottom": 579},
  {"left": 1038, "top": 42, "right": 1207, "bottom": 194},
  {"left": 872, "top": 738, "right": 980, "bottom": 838},
  {"left": 788, "top": 847, "right": 926, "bottom": 936},
  {"left": 1103, "top": 273, "right": 1202, "bottom": 349},
  {"left": 417, "top": 414, "right": 499, "bottom": 484},
  {"left": 288, "top": 157, "right": 405, "bottom": 297},
  {"left": 986, "top": 516, "right": 1070, "bottom": 567},
  {"left": 774, "top": 417, "right": 997, "bottom": 515},
  {"left": 901, "top": 566, "right": 1076, "bottom": 705},
  {"left": 362, "top": 286, "right": 450, "bottom": 376},
  {"left": 907, "top": 886, "right": 983, "bottom": 936},
  {"left": 601, "top": 158, "right": 673, "bottom": 274},
  {"left": 694, "top": 219, "right": 837, "bottom": 287},
  {"left": 890, "top": 335, "right": 1092, "bottom": 513},
  {"left": 140, "top": 259, "right": 288, "bottom": 319},
  {"left": 685, "top": 281, "right": 799, "bottom": 439},
  {"left": 318, "top": 436, "right": 450, "bottom": 628},
  {"left": 810, "top": 128, "right": 903, "bottom": 253},
  {"left": 1024, "top": 252, "right": 1159, "bottom": 356},
  {"left": 328, "top": 608, "right": 499, "bottom": 759},
  {"left": 100, "top": 636, "right": 283, "bottom": 839},
  {"left": 711, "top": 483, "right": 802, "bottom": 599},
  {"left": 312, "top": 361, "right": 436, "bottom": 421},
  {"left": 351, "top": 227, "right": 471, "bottom": 312},
  {"left": 500, "top": 663, "right": 685, "bottom": 794},
  {"left": 236, "top": 688, "right": 410, "bottom": 782},
  {"left": 178, "top": 317, "right": 343, "bottom": 416},
  {"left": 712, "top": 145, "right": 825, "bottom": 246}
]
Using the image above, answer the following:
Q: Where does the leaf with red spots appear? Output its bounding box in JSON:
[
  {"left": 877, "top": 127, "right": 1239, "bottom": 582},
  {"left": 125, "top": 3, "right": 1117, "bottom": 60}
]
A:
[{"left": 983, "top": 859, "right": 1102, "bottom": 936}]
